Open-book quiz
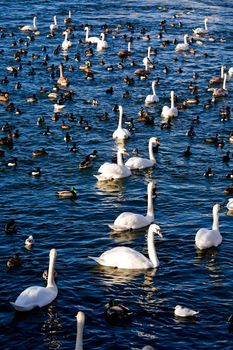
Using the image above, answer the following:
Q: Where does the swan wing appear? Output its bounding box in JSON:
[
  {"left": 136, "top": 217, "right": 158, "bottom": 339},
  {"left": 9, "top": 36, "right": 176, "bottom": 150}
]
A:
[
  {"left": 145, "top": 94, "right": 159, "bottom": 104},
  {"left": 161, "top": 106, "right": 170, "bottom": 117},
  {"left": 89, "top": 247, "right": 152, "bottom": 269},
  {"left": 125, "top": 157, "right": 155, "bottom": 170},
  {"left": 97, "top": 164, "right": 131, "bottom": 180},
  {"left": 109, "top": 212, "right": 152, "bottom": 231},
  {"left": 113, "top": 128, "right": 131, "bottom": 140},
  {"left": 11, "top": 285, "right": 58, "bottom": 311}
]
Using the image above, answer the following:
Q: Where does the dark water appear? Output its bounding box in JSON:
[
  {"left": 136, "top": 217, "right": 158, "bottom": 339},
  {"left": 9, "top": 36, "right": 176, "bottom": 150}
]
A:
[{"left": 0, "top": 0, "right": 233, "bottom": 349}]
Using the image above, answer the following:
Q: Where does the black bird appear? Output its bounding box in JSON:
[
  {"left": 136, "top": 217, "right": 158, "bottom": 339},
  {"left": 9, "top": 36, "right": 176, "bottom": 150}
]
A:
[
  {"left": 204, "top": 167, "right": 214, "bottom": 177},
  {"left": 5, "top": 219, "right": 17, "bottom": 234},
  {"left": 222, "top": 151, "right": 231, "bottom": 162},
  {"left": 183, "top": 145, "right": 192, "bottom": 157},
  {"left": 104, "top": 300, "right": 133, "bottom": 325}
]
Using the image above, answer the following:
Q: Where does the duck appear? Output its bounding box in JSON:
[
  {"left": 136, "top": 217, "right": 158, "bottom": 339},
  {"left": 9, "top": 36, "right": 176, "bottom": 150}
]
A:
[
  {"left": 25, "top": 235, "right": 35, "bottom": 247},
  {"left": 183, "top": 145, "right": 192, "bottom": 157},
  {"left": 7, "top": 253, "right": 21, "bottom": 269},
  {"left": 226, "top": 170, "right": 233, "bottom": 179},
  {"left": 56, "top": 187, "right": 77, "bottom": 199},
  {"left": 104, "top": 300, "right": 133, "bottom": 324},
  {"left": 108, "top": 182, "right": 156, "bottom": 231},
  {"left": 30, "top": 167, "right": 41, "bottom": 176},
  {"left": 20, "top": 16, "right": 37, "bottom": 32},
  {"left": 7, "top": 157, "right": 17, "bottom": 167},
  {"left": 117, "top": 42, "right": 131, "bottom": 60},
  {"left": 5, "top": 219, "right": 17, "bottom": 234},
  {"left": 61, "top": 120, "right": 70, "bottom": 129},
  {"left": 112, "top": 105, "right": 131, "bottom": 140},
  {"left": 193, "top": 17, "right": 208, "bottom": 35},
  {"left": 75, "top": 311, "right": 85, "bottom": 350},
  {"left": 89, "top": 223, "right": 162, "bottom": 268},
  {"left": 57, "top": 63, "right": 69, "bottom": 87},
  {"left": 84, "top": 26, "right": 100, "bottom": 43},
  {"left": 203, "top": 167, "right": 214, "bottom": 177},
  {"left": 32, "top": 147, "right": 48, "bottom": 157},
  {"left": 222, "top": 151, "right": 231, "bottom": 162},
  {"left": 64, "top": 131, "right": 72, "bottom": 142},
  {"left": 125, "top": 137, "right": 159, "bottom": 170},
  {"left": 209, "top": 65, "right": 225, "bottom": 85},
  {"left": 134, "top": 60, "right": 149, "bottom": 79},
  {"left": 224, "top": 185, "right": 233, "bottom": 195},
  {"left": 69, "top": 143, "right": 78, "bottom": 152},
  {"left": 161, "top": 90, "right": 178, "bottom": 118},
  {"left": 142, "top": 46, "right": 154, "bottom": 67},
  {"left": 174, "top": 305, "right": 199, "bottom": 317},
  {"left": 175, "top": 34, "right": 189, "bottom": 52},
  {"left": 0, "top": 92, "right": 9, "bottom": 102},
  {"left": 79, "top": 155, "right": 93, "bottom": 169},
  {"left": 195, "top": 204, "right": 222, "bottom": 250},
  {"left": 145, "top": 80, "right": 159, "bottom": 104},
  {"left": 94, "top": 147, "right": 131, "bottom": 181},
  {"left": 96, "top": 33, "right": 108, "bottom": 51},
  {"left": 186, "top": 126, "right": 196, "bottom": 137},
  {"left": 212, "top": 73, "right": 228, "bottom": 97},
  {"left": 10, "top": 249, "right": 58, "bottom": 311}
]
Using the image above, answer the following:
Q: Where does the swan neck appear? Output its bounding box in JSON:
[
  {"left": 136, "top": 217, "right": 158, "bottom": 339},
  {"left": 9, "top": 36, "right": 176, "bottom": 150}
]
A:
[
  {"left": 152, "top": 82, "right": 156, "bottom": 95},
  {"left": 33, "top": 17, "right": 37, "bottom": 29},
  {"left": 47, "top": 250, "right": 56, "bottom": 288},
  {"left": 85, "top": 27, "right": 89, "bottom": 40},
  {"left": 117, "top": 150, "right": 124, "bottom": 166},
  {"left": 128, "top": 42, "right": 131, "bottom": 52},
  {"left": 184, "top": 35, "right": 188, "bottom": 44},
  {"left": 221, "top": 65, "right": 224, "bottom": 78},
  {"left": 147, "top": 184, "right": 154, "bottom": 218},
  {"left": 170, "top": 91, "right": 174, "bottom": 109},
  {"left": 118, "top": 107, "right": 123, "bottom": 128},
  {"left": 59, "top": 64, "right": 64, "bottom": 78},
  {"left": 204, "top": 19, "right": 208, "bottom": 30},
  {"left": 54, "top": 16, "right": 57, "bottom": 25},
  {"left": 147, "top": 46, "right": 151, "bottom": 58},
  {"left": 75, "top": 315, "right": 84, "bottom": 350},
  {"left": 148, "top": 139, "right": 155, "bottom": 161},
  {"left": 223, "top": 74, "right": 227, "bottom": 89},
  {"left": 212, "top": 207, "right": 219, "bottom": 230},
  {"left": 147, "top": 230, "right": 159, "bottom": 268}
]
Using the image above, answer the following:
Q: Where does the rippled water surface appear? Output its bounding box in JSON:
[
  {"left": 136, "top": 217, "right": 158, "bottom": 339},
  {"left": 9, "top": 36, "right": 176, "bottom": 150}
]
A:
[{"left": 0, "top": 0, "right": 233, "bottom": 349}]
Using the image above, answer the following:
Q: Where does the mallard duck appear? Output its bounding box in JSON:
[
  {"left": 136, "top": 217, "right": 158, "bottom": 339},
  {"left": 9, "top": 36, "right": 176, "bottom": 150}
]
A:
[
  {"left": 79, "top": 155, "right": 93, "bottom": 169},
  {"left": 104, "top": 300, "right": 133, "bottom": 325},
  {"left": 56, "top": 187, "right": 77, "bottom": 199},
  {"left": 7, "top": 253, "right": 21, "bottom": 268},
  {"left": 224, "top": 184, "right": 233, "bottom": 195}
]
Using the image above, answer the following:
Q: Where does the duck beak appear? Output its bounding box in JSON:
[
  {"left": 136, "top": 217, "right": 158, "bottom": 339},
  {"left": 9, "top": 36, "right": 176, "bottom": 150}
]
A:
[{"left": 157, "top": 230, "right": 163, "bottom": 238}]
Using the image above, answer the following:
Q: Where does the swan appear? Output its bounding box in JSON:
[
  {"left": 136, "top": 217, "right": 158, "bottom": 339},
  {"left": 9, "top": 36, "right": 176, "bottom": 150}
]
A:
[
  {"left": 117, "top": 42, "right": 131, "bottom": 59},
  {"left": 50, "top": 16, "right": 58, "bottom": 32},
  {"left": 10, "top": 248, "right": 58, "bottom": 311},
  {"left": 212, "top": 73, "right": 228, "bottom": 97},
  {"left": 94, "top": 147, "right": 131, "bottom": 181},
  {"left": 145, "top": 81, "right": 159, "bottom": 104},
  {"left": 228, "top": 67, "right": 233, "bottom": 77},
  {"left": 89, "top": 223, "right": 162, "bottom": 269},
  {"left": 209, "top": 65, "right": 225, "bottom": 85},
  {"left": 226, "top": 198, "right": 233, "bottom": 211},
  {"left": 174, "top": 305, "right": 199, "bottom": 317},
  {"left": 96, "top": 33, "right": 108, "bottom": 51},
  {"left": 142, "top": 46, "right": 154, "bottom": 68},
  {"left": 175, "top": 34, "right": 189, "bottom": 52},
  {"left": 112, "top": 105, "right": 131, "bottom": 140},
  {"left": 84, "top": 26, "right": 100, "bottom": 44},
  {"left": 161, "top": 90, "right": 178, "bottom": 118},
  {"left": 64, "top": 10, "right": 72, "bottom": 24},
  {"left": 20, "top": 16, "right": 37, "bottom": 32},
  {"left": 125, "top": 137, "right": 158, "bottom": 170},
  {"left": 75, "top": 311, "right": 85, "bottom": 350},
  {"left": 108, "top": 181, "right": 155, "bottom": 231},
  {"left": 62, "top": 32, "right": 72, "bottom": 50},
  {"left": 195, "top": 204, "right": 222, "bottom": 250},
  {"left": 193, "top": 18, "right": 208, "bottom": 35},
  {"left": 57, "top": 63, "right": 69, "bottom": 87}
]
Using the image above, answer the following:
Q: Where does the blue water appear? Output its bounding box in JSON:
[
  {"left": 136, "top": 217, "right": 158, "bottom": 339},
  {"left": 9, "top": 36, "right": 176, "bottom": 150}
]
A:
[{"left": 0, "top": 0, "right": 233, "bottom": 349}]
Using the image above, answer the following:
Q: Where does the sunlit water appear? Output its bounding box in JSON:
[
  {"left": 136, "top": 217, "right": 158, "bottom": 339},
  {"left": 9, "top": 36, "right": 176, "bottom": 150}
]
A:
[{"left": 0, "top": 0, "right": 233, "bottom": 349}]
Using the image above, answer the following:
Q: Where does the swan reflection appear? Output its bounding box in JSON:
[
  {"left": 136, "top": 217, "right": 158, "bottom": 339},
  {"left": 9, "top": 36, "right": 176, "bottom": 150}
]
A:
[
  {"left": 95, "top": 179, "right": 124, "bottom": 194},
  {"left": 41, "top": 304, "right": 62, "bottom": 349}
]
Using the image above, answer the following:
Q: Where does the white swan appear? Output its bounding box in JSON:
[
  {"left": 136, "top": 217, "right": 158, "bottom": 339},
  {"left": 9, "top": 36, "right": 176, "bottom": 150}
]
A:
[
  {"left": 96, "top": 33, "right": 108, "bottom": 51},
  {"left": 94, "top": 147, "right": 131, "bottom": 181},
  {"left": 161, "top": 90, "right": 178, "bottom": 118},
  {"left": 125, "top": 137, "right": 158, "bottom": 170},
  {"left": 62, "top": 32, "right": 72, "bottom": 50},
  {"left": 89, "top": 223, "right": 162, "bottom": 269},
  {"left": 112, "top": 105, "right": 131, "bottom": 140},
  {"left": 108, "top": 181, "right": 155, "bottom": 231},
  {"left": 75, "top": 311, "right": 85, "bottom": 350},
  {"left": 195, "top": 204, "right": 222, "bottom": 250},
  {"left": 226, "top": 198, "right": 233, "bottom": 211},
  {"left": 212, "top": 73, "right": 228, "bottom": 97},
  {"left": 175, "top": 34, "right": 189, "bottom": 52},
  {"left": 145, "top": 81, "right": 159, "bottom": 104},
  {"left": 20, "top": 16, "right": 37, "bottom": 32},
  {"left": 228, "top": 67, "right": 233, "bottom": 77},
  {"left": 209, "top": 65, "right": 225, "bottom": 85},
  {"left": 50, "top": 15, "right": 58, "bottom": 32},
  {"left": 57, "top": 63, "right": 69, "bottom": 87},
  {"left": 84, "top": 26, "right": 100, "bottom": 44},
  {"left": 193, "top": 18, "right": 208, "bottom": 35},
  {"left": 142, "top": 47, "right": 153, "bottom": 68},
  {"left": 10, "top": 248, "right": 58, "bottom": 311}
]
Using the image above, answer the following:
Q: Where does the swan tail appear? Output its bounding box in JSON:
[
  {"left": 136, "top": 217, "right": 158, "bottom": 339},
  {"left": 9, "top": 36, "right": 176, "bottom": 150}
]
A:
[
  {"left": 10, "top": 301, "right": 37, "bottom": 312},
  {"left": 108, "top": 224, "right": 130, "bottom": 232},
  {"left": 89, "top": 256, "right": 101, "bottom": 264}
]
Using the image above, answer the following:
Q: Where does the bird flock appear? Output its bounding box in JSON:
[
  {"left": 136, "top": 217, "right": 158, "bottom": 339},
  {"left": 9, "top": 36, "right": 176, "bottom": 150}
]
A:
[{"left": 1, "top": 5, "right": 233, "bottom": 349}]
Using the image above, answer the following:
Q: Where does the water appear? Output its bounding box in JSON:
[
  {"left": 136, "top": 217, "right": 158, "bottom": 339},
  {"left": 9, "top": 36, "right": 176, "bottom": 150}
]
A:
[{"left": 0, "top": 0, "right": 233, "bottom": 349}]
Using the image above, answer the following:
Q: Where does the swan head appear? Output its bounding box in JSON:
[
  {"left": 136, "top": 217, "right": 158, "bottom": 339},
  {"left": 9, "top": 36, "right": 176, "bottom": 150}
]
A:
[
  {"left": 76, "top": 311, "right": 85, "bottom": 323},
  {"left": 118, "top": 147, "right": 129, "bottom": 156},
  {"left": 213, "top": 203, "right": 220, "bottom": 213},
  {"left": 148, "top": 223, "right": 162, "bottom": 237},
  {"left": 149, "top": 136, "right": 159, "bottom": 144},
  {"left": 50, "top": 248, "right": 57, "bottom": 260}
]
